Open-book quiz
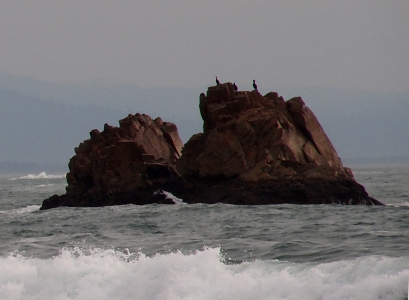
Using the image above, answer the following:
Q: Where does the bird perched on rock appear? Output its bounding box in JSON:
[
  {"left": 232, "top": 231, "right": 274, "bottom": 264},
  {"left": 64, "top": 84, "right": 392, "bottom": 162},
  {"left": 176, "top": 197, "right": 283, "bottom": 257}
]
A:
[
  {"left": 253, "top": 80, "right": 258, "bottom": 90},
  {"left": 233, "top": 82, "right": 238, "bottom": 91},
  {"left": 215, "top": 76, "right": 220, "bottom": 85}
]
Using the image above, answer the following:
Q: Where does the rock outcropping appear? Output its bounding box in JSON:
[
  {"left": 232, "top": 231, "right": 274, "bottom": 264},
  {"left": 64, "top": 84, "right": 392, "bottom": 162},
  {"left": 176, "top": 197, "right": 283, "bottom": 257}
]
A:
[
  {"left": 42, "top": 113, "right": 183, "bottom": 209},
  {"left": 178, "top": 83, "right": 347, "bottom": 181},
  {"left": 41, "top": 83, "right": 382, "bottom": 209}
]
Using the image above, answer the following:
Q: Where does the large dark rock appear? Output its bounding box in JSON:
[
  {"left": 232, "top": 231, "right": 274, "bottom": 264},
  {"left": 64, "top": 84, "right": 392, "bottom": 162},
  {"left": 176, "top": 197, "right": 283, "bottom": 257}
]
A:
[
  {"left": 178, "top": 83, "right": 346, "bottom": 180},
  {"left": 41, "top": 83, "right": 382, "bottom": 209}
]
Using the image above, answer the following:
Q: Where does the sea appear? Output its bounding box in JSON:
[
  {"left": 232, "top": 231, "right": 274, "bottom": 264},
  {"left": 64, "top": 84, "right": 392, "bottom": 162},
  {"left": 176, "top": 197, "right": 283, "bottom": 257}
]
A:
[{"left": 0, "top": 166, "right": 408, "bottom": 300}]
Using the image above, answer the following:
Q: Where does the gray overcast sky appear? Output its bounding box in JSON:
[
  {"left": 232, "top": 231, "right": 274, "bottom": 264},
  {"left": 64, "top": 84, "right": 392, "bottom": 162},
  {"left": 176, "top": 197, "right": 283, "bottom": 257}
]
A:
[{"left": 1, "top": 1, "right": 408, "bottom": 92}]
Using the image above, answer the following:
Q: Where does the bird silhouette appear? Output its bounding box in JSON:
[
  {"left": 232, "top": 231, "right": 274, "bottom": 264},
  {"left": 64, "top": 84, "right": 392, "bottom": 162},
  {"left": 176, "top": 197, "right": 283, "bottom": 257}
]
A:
[
  {"left": 233, "top": 82, "right": 238, "bottom": 91},
  {"left": 215, "top": 76, "right": 220, "bottom": 85},
  {"left": 253, "top": 80, "right": 258, "bottom": 90}
]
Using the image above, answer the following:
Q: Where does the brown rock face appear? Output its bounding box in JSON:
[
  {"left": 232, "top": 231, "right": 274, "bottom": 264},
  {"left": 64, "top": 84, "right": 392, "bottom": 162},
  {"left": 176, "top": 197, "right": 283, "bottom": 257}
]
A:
[
  {"left": 42, "top": 113, "right": 183, "bottom": 209},
  {"left": 177, "top": 83, "right": 348, "bottom": 182},
  {"left": 41, "top": 83, "right": 382, "bottom": 209}
]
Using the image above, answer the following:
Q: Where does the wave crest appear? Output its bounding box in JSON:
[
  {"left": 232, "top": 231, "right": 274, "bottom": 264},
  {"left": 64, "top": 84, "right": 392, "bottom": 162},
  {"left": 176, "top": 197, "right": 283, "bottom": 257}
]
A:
[
  {"left": 11, "top": 172, "right": 65, "bottom": 180},
  {"left": 0, "top": 247, "right": 408, "bottom": 300}
]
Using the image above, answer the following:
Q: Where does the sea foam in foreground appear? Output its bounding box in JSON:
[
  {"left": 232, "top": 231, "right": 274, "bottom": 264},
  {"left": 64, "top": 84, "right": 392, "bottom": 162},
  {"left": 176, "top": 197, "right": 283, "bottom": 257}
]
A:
[{"left": 1, "top": 247, "right": 408, "bottom": 300}]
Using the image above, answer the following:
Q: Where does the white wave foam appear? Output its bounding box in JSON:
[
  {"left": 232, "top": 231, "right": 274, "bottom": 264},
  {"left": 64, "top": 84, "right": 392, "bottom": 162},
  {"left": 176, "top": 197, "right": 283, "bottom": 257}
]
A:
[
  {"left": 155, "top": 190, "right": 185, "bottom": 204},
  {"left": 34, "top": 184, "right": 54, "bottom": 187},
  {"left": 162, "top": 191, "right": 185, "bottom": 204},
  {"left": 353, "top": 170, "right": 384, "bottom": 175},
  {"left": 0, "top": 205, "right": 41, "bottom": 215},
  {"left": 13, "top": 172, "right": 65, "bottom": 180},
  {"left": 0, "top": 247, "right": 408, "bottom": 300},
  {"left": 387, "top": 201, "right": 409, "bottom": 207}
]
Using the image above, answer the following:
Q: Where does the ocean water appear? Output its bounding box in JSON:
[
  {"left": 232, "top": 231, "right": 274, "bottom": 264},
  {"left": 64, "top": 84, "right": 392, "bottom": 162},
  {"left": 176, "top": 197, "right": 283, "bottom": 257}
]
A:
[{"left": 0, "top": 167, "right": 409, "bottom": 300}]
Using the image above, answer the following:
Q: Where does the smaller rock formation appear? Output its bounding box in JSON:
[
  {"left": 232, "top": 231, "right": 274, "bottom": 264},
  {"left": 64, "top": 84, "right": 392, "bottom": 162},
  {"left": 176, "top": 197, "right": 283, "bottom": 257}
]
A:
[{"left": 41, "top": 113, "right": 183, "bottom": 209}]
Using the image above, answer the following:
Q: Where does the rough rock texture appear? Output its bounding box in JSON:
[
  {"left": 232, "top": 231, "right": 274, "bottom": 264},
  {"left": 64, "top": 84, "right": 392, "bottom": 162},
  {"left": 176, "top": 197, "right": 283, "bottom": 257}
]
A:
[
  {"left": 41, "top": 113, "right": 183, "bottom": 209},
  {"left": 178, "top": 83, "right": 347, "bottom": 181},
  {"left": 41, "top": 83, "right": 382, "bottom": 209},
  {"left": 173, "top": 83, "right": 381, "bottom": 205}
]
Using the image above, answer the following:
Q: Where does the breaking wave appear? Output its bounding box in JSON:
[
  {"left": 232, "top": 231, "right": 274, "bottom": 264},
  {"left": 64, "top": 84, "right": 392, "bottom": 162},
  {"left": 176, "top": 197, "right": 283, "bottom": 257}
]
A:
[
  {"left": 0, "top": 205, "right": 41, "bottom": 215},
  {"left": 0, "top": 247, "right": 407, "bottom": 300},
  {"left": 11, "top": 172, "right": 65, "bottom": 180},
  {"left": 155, "top": 190, "right": 185, "bottom": 204}
]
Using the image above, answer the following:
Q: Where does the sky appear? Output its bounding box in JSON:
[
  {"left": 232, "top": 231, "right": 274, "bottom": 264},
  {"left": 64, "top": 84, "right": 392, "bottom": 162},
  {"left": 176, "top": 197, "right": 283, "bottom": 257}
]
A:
[{"left": 0, "top": 1, "right": 408, "bottom": 93}]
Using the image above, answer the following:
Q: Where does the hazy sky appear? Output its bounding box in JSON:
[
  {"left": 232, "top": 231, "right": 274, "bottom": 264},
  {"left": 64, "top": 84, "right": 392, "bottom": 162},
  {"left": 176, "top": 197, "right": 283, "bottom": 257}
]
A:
[{"left": 1, "top": 1, "right": 408, "bottom": 92}]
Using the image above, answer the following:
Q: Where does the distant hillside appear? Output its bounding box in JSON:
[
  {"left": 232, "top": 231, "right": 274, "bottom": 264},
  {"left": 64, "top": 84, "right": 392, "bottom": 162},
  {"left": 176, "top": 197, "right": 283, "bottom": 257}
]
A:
[
  {"left": 0, "top": 72, "right": 204, "bottom": 144},
  {"left": 0, "top": 89, "right": 128, "bottom": 166}
]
